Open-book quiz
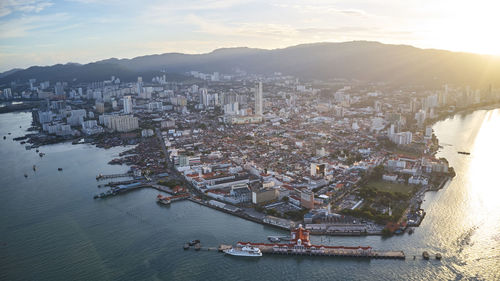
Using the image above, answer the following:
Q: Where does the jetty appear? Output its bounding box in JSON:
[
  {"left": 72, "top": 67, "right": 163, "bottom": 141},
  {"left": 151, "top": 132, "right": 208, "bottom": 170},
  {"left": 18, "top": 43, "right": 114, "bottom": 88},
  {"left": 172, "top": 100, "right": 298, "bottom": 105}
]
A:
[
  {"left": 233, "top": 225, "right": 405, "bottom": 260},
  {"left": 93, "top": 182, "right": 145, "bottom": 199},
  {"left": 156, "top": 194, "right": 189, "bottom": 205},
  {"left": 96, "top": 172, "right": 133, "bottom": 180},
  {"left": 245, "top": 243, "right": 405, "bottom": 259}
]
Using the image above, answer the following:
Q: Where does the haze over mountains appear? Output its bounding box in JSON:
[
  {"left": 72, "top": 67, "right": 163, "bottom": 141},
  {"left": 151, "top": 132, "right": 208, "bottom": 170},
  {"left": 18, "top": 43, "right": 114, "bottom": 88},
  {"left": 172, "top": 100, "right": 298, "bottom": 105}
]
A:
[{"left": 2, "top": 41, "right": 499, "bottom": 87}]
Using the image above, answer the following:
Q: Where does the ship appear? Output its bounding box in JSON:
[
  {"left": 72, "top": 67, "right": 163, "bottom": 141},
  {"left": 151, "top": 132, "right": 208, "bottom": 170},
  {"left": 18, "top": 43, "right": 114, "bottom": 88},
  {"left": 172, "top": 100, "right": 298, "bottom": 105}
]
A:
[
  {"left": 156, "top": 194, "right": 171, "bottom": 205},
  {"left": 458, "top": 151, "right": 470, "bottom": 155},
  {"left": 224, "top": 246, "right": 262, "bottom": 257}
]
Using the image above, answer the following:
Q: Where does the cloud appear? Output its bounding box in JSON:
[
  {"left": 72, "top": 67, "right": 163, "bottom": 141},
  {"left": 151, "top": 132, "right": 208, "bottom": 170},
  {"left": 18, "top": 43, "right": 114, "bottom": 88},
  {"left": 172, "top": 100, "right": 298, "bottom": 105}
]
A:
[
  {"left": 153, "top": 0, "right": 252, "bottom": 11},
  {"left": 0, "top": 12, "right": 71, "bottom": 39},
  {"left": 0, "top": 0, "right": 53, "bottom": 18},
  {"left": 273, "top": 3, "right": 369, "bottom": 17}
]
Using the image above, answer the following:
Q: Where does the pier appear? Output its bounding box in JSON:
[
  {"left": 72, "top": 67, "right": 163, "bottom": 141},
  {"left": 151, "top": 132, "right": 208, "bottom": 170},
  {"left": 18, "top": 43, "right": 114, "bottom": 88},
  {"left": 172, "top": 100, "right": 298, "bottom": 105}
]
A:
[
  {"left": 156, "top": 194, "right": 189, "bottom": 205},
  {"left": 234, "top": 225, "right": 405, "bottom": 260},
  {"left": 247, "top": 243, "right": 405, "bottom": 259},
  {"left": 93, "top": 182, "right": 145, "bottom": 199},
  {"left": 96, "top": 173, "right": 133, "bottom": 180},
  {"left": 101, "top": 179, "right": 139, "bottom": 187}
]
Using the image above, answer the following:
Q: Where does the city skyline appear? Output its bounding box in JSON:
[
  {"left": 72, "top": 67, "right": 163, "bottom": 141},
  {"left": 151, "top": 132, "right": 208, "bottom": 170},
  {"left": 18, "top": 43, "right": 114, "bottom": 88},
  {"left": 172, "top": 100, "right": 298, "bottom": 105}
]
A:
[{"left": 1, "top": 0, "right": 500, "bottom": 72}]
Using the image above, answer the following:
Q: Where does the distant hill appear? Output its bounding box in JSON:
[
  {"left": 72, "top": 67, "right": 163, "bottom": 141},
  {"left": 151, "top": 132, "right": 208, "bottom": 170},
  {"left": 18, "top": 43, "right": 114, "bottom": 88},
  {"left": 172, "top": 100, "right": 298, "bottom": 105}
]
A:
[
  {"left": 0, "top": 68, "right": 22, "bottom": 79},
  {"left": 2, "top": 41, "right": 500, "bottom": 87}
]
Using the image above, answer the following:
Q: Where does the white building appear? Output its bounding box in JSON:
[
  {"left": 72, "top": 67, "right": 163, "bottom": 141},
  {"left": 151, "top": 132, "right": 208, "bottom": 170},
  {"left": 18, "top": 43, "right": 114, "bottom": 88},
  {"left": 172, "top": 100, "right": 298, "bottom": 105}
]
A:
[
  {"left": 82, "top": 120, "right": 104, "bottom": 135},
  {"left": 224, "top": 102, "right": 239, "bottom": 115},
  {"left": 67, "top": 109, "right": 86, "bottom": 126},
  {"left": 123, "top": 96, "right": 133, "bottom": 114},
  {"left": 102, "top": 115, "right": 139, "bottom": 132},
  {"left": 390, "top": 131, "right": 413, "bottom": 145},
  {"left": 141, "top": 129, "right": 154, "bottom": 137}
]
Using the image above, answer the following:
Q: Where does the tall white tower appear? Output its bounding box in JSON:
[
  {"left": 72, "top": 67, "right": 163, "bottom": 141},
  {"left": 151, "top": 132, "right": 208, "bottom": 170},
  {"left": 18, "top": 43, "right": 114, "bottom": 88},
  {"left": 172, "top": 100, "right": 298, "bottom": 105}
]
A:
[
  {"left": 123, "top": 96, "right": 133, "bottom": 114},
  {"left": 255, "top": 82, "right": 263, "bottom": 116}
]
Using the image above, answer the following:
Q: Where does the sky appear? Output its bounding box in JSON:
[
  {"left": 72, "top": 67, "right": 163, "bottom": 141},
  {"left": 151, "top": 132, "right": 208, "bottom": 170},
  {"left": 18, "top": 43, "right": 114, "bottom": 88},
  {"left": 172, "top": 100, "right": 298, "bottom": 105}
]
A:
[{"left": 1, "top": 0, "right": 500, "bottom": 72}]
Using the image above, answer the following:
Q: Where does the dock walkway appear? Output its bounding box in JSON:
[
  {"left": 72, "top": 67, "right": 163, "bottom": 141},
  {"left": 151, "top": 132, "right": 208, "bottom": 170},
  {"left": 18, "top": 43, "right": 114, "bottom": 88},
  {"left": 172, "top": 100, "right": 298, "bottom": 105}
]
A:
[
  {"left": 96, "top": 173, "right": 133, "bottom": 180},
  {"left": 254, "top": 244, "right": 405, "bottom": 259}
]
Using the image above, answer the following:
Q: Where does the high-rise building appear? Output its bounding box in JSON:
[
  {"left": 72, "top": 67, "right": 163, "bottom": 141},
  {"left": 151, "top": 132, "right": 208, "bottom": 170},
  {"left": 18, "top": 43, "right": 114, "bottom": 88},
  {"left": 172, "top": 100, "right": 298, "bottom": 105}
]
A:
[
  {"left": 95, "top": 101, "right": 105, "bottom": 113},
  {"left": 67, "top": 109, "right": 86, "bottom": 126},
  {"left": 55, "top": 82, "right": 64, "bottom": 96},
  {"left": 123, "top": 96, "right": 133, "bottom": 114},
  {"left": 102, "top": 115, "right": 139, "bottom": 132},
  {"left": 2, "top": 88, "right": 12, "bottom": 99},
  {"left": 390, "top": 131, "right": 413, "bottom": 145},
  {"left": 255, "top": 82, "right": 263, "bottom": 116},
  {"left": 29, "top": 79, "right": 36, "bottom": 90},
  {"left": 415, "top": 109, "right": 426, "bottom": 127},
  {"left": 224, "top": 102, "right": 239, "bottom": 115},
  {"left": 137, "top": 77, "right": 143, "bottom": 96}
]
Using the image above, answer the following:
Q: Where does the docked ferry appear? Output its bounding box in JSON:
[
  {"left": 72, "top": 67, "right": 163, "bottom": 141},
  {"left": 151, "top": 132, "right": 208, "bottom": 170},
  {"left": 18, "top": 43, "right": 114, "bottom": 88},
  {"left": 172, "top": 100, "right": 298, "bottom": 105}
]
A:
[
  {"left": 224, "top": 246, "right": 262, "bottom": 257},
  {"left": 156, "top": 194, "right": 171, "bottom": 205}
]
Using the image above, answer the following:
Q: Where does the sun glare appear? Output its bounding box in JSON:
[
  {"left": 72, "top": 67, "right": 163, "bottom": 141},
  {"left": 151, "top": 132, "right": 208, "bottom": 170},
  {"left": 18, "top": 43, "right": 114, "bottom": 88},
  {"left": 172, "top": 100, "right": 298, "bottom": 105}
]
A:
[{"left": 467, "top": 110, "right": 500, "bottom": 212}]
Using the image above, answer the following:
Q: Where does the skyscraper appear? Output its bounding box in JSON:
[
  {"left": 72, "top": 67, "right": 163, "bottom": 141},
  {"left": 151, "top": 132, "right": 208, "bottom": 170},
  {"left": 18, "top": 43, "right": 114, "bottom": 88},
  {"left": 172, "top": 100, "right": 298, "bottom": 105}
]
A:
[
  {"left": 255, "top": 82, "right": 263, "bottom": 116},
  {"left": 123, "top": 96, "right": 133, "bottom": 114},
  {"left": 137, "top": 77, "right": 143, "bottom": 96},
  {"left": 55, "top": 82, "right": 64, "bottom": 96}
]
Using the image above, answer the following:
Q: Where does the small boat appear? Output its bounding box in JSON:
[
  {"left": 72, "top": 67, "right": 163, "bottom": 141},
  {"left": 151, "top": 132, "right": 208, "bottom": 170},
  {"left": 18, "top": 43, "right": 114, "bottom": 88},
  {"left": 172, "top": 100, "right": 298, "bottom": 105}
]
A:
[
  {"left": 24, "top": 174, "right": 28, "bottom": 178},
  {"left": 33, "top": 165, "right": 36, "bottom": 171},
  {"left": 58, "top": 168, "right": 63, "bottom": 171},
  {"left": 3, "top": 136, "right": 6, "bottom": 140},
  {"left": 39, "top": 152, "right": 45, "bottom": 157},
  {"left": 8, "top": 132, "right": 11, "bottom": 135},
  {"left": 188, "top": 240, "right": 200, "bottom": 246},
  {"left": 183, "top": 243, "right": 189, "bottom": 250},
  {"left": 194, "top": 243, "right": 201, "bottom": 251},
  {"left": 422, "top": 251, "right": 430, "bottom": 260},
  {"left": 408, "top": 228, "right": 414, "bottom": 235},
  {"left": 36, "top": 149, "right": 39, "bottom": 152},
  {"left": 435, "top": 253, "right": 442, "bottom": 260},
  {"left": 93, "top": 195, "right": 99, "bottom": 199},
  {"left": 458, "top": 151, "right": 470, "bottom": 155}
]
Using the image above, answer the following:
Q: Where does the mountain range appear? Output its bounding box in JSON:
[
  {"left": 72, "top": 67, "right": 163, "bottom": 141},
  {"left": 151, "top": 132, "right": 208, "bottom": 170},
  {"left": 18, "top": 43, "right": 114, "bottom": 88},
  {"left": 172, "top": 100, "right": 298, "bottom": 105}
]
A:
[{"left": 1, "top": 41, "right": 499, "bottom": 87}]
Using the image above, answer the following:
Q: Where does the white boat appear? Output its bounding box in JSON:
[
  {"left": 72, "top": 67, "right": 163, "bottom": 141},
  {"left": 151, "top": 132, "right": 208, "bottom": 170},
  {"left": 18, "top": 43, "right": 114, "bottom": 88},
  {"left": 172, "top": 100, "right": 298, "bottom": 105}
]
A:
[{"left": 224, "top": 246, "right": 262, "bottom": 257}]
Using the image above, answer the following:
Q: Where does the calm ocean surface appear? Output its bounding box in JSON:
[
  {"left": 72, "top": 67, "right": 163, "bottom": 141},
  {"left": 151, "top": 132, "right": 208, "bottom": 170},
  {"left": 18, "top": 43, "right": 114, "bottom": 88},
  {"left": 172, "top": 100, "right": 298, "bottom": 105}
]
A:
[{"left": 1, "top": 110, "right": 499, "bottom": 281}]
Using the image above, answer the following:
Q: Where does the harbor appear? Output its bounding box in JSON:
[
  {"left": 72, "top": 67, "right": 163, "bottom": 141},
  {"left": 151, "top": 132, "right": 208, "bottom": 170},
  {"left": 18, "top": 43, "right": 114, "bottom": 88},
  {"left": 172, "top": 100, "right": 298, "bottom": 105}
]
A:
[
  {"left": 181, "top": 225, "right": 448, "bottom": 261},
  {"left": 237, "top": 225, "right": 407, "bottom": 260},
  {"left": 183, "top": 225, "right": 410, "bottom": 260}
]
